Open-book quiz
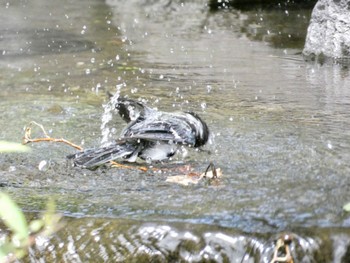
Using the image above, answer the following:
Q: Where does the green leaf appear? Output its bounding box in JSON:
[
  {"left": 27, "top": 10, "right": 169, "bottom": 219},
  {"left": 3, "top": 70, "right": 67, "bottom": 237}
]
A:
[
  {"left": 343, "top": 202, "right": 350, "bottom": 212},
  {"left": 14, "top": 248, "right": 27, "bottom": 259},
  {"left": 42, "top": 198, "right": 62, "bottom": 236},
  {"left": 0, "top": 193, "right": 28, "bottom": 242},
  {"left": 0, "top": 243, "right": 16, "bottom": 262},
  {"left": 0, "top": 249, "right": 8, "bottom": 263},
  {"left": 29, "top": 219, "right": 44, "bottom": 233},
  {"left": 0, "top": 141, "right": 31, "bottom": 153}
]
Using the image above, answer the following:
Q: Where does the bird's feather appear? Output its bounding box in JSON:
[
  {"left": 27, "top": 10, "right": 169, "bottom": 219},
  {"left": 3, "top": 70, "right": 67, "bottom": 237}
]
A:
[
  {"left": 68, "top": 97, "right": 209, "bottom": 168},
  {"left": 68, "top": 142, "right": 137, "bottom": 168}
]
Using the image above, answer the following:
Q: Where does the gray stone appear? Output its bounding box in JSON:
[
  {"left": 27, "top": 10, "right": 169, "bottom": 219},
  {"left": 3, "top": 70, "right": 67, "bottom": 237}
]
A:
[{"left": 303, "top": 0, "right": 350, "bottom": 61}]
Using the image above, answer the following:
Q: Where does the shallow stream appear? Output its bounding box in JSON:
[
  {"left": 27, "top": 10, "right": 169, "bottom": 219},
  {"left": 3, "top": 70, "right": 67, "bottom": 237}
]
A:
[{"left": 1, "top": 0, "right": 350, "bottom": 261}]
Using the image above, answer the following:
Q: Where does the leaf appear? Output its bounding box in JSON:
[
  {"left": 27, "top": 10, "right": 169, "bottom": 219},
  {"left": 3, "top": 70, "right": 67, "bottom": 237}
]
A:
[
  {"left": 41, "top": 199, "right": 62, "bottom": 236},
  {"left": 0, "top": 193, "right": 28, "bottom": 242},
  {"left": 0, "top": 243, "right": 16, "bottom": 262},
  {"left": 29, "top": 219, "right": 44, "bottom": 233},
  {"left": 343, "top": 202, "right": 350, "bottom": 212},
  {"left": 165, "top": 173, "right": 202, "bottom": 186},
  {"left": 166, "top": 168, "right": 222, "bottom": 186},
  {"left": 0, "top": 249, "right": 8, "bottom": 263},
  {"left": 0, "top": 141, "right": 31, "bottom": 153}
]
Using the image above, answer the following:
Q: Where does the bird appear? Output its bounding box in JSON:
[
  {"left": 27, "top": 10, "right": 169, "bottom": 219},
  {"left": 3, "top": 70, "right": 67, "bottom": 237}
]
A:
[{"left": 68, "top": 96, "right": 210, "bottom": 169}]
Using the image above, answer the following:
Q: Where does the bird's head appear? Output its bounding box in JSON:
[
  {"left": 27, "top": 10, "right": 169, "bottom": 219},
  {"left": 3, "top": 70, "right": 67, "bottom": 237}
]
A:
[{"left": 186, "top": 112, "right": 210, "bottom": 147}]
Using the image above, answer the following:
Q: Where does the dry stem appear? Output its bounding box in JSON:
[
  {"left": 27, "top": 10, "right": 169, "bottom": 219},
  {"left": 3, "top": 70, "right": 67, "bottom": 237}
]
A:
[
  {"left": 22, "top": 121, "right": 148, "bottom": 171},
  {"left": 23, "top": 121, "right": 83, "bottom": 151}
]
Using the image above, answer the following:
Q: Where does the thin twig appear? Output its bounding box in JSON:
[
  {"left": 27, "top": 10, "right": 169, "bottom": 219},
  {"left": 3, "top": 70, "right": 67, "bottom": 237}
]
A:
[
  {"left": 22, "top": 121, "right": 148, "bottom": 171},
  {"left": 23, "top": 121, "right": 83, "bottom": 151},
  {"left": 110, "top": 161, "right": 148, "bottom": 172}
]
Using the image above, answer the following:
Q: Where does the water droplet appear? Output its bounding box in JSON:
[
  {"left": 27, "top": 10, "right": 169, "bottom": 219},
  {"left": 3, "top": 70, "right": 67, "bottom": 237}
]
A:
[
  {"left": 38, "top": 160, "right": 47, "bottom": 171},
  {"left": 181, "top": 147, "right": 188, "bottom": 159},
  {"left": 206, "top": 85, "right": 212, "bottom": 93},
  {"left": 327, "top": 141, "right": 333, "bottom": 149},
  {"left": 201, "top": 102, "right": 207, "bottom": 110},
  {"left": 115, "top": 55, "right": 120, "bottom": 61},
  {"left": 95, "top": 83, "right": 101, "bottom": 94},
  {"left": 8, "top": 166, "right": 16, "bottom": 172}
]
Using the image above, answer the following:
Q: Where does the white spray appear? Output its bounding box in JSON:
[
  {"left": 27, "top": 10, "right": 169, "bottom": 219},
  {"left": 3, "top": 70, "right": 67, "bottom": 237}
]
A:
[{"left": 100, "top": 84, "right": 123, "bottom": 146}]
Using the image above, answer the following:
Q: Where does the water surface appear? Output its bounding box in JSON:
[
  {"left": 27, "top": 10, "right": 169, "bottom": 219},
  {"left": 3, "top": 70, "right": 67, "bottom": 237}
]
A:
[{"left": 1, "top": 0, "right": 350, "bottom": 261}]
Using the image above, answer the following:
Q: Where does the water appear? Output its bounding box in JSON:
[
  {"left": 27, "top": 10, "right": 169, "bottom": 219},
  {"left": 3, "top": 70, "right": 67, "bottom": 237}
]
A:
[{"left": 1, "top": 0, "right": 350, "bottom": 261}]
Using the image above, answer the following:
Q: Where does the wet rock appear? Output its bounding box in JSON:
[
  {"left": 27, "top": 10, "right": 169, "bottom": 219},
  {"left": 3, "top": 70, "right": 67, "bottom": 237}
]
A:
[
  {"left": 303, "top": 0, "right": 350, "bottom": 62},
  {"left": 10, "top": 217, "right": 350, "bottom": 262},
  {"left": 208, "top": 0, "right": 316, "bottom": 10}
]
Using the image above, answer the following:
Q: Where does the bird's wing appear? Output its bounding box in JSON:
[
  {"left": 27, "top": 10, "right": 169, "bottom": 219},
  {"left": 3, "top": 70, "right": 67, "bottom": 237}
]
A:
[
  {"left": 122, "top": 119, "right": 196, "bottom": 145},
  {"left": 68, "top": 142, "right": 137, "bottom": 168},
  {"left": 114, "top": 97, "right": 154, "bottom": 123}
]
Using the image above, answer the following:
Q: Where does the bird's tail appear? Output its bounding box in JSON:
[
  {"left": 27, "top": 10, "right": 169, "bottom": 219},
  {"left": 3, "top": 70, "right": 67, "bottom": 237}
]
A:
[{"left": 67, "top": 142, "right": 137, "bottom": 168}]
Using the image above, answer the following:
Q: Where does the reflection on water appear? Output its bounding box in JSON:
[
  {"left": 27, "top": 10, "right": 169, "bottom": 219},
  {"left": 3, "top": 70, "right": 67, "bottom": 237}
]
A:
[
  {"left": 1, "top": 29, "right": 96, "bottom": 57},
  {"left": 1, "top": 0, "right": 350, "bottom": 261}
]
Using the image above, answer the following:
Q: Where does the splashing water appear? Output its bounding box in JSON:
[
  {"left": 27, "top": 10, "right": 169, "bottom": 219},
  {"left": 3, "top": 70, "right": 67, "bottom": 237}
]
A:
[{"left": 100, "top": 84, "right": 123, "bottom": 146}]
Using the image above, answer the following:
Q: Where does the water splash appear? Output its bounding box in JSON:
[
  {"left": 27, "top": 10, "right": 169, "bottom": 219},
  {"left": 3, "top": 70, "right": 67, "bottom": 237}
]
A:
[{"left": 100, "top": 84, "right": 123, "bottom": 146}]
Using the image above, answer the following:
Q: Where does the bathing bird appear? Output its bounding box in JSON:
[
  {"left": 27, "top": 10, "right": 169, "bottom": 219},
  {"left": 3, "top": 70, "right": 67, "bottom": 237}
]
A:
[{"left": 68, "top": 97, "right": 210, "bottom": 168}]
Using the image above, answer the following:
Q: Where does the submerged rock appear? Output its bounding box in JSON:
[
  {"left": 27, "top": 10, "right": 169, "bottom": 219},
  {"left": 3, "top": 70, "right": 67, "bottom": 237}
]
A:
[{"left": 303, "top": 0, "right": 350, "bottom": 62}]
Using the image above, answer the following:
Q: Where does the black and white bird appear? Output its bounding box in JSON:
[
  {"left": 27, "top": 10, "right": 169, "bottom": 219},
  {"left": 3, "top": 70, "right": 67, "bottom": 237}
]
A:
[{"left": 68, "top": 97, "right": 210, "bottom": 168}]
